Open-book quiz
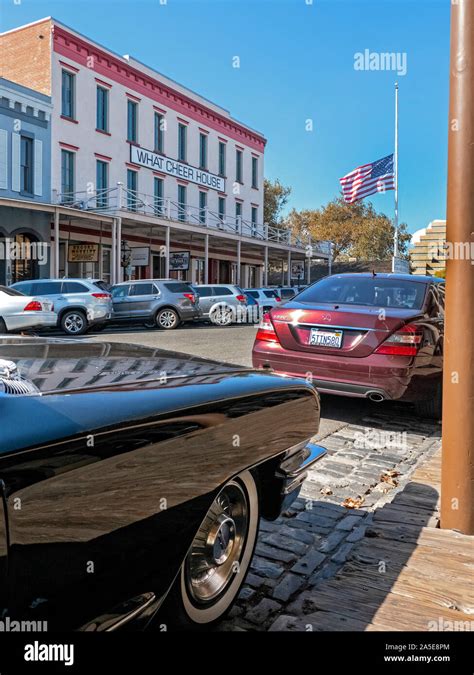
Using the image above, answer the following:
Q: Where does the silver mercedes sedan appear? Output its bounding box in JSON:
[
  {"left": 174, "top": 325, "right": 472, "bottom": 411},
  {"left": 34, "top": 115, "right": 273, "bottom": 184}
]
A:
[{"left": 0, "top": 285, "right": 57, "bottom": 333}]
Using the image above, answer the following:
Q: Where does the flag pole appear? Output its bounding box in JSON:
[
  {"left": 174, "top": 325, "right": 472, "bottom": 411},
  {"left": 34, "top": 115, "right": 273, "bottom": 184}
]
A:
[{"left": 393, "top": 81, "right": 399, "bottom": 259}]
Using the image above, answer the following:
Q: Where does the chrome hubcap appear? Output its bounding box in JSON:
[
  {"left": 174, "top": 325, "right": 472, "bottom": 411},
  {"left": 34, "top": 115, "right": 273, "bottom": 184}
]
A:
[
  {"left": 186, "top": 482, "right": 248, "bottom": 603},
  {"left": 159, "top": 311, "right": 176, "bottom": 328},
  {"left": 64, "top": 314, "right": 84, "bottom": 333},
  {"left": 212, "top": 308, "right": 232, "bottom": 325}
]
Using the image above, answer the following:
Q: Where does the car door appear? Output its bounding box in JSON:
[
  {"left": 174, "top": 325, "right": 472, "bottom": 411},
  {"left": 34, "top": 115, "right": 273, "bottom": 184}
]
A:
[
  {"left": 31, "top": 281, "right": 64, "bottom": 313},
  {"left": 111, "top": 284, "right": 132, "bottom": 319},
  {"left": 194, "top": 286, "right": 214, "bottom": 317},
  {"left": 127, "top": 283, "right": 158, "bottom": 319},
  {"left": 62, "top": 281, "right": 92, "bottom": 310}
]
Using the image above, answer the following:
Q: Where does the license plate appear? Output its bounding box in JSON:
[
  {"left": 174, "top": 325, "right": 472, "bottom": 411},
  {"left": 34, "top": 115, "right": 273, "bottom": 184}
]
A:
[
  {"left": 42, "top": 301, "right": 53, "bottom": 311},
  {"left": 309, "top": 328, "right": 343, "bottom": 348}
]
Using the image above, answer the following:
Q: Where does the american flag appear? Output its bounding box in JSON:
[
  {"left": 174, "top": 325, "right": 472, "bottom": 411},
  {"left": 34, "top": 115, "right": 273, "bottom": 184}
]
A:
[{"left": 339, "top": 154, "right": 395, "bottom": 204}]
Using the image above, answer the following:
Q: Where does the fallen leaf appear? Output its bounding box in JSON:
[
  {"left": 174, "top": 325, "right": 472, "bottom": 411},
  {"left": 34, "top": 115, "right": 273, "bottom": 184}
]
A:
[
  {"left": 320, "top": 486, "right": 333, "bottom": 495},
  {"left": 341, "top": 496, "right": 365, "bottom": 509},
  {"left": 380, "top": 473, "right": 399, "bottom": 487}
]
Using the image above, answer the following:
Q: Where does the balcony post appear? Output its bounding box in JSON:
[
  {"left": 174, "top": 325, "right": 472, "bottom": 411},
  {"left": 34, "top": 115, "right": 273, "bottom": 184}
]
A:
[{"left": 204, "top": 234, "right": 209, "bottom": 284}]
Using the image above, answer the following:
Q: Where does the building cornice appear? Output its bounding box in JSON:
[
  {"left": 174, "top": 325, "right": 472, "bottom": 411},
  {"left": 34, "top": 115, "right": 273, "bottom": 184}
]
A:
[{"left": 52, "top": 24, "right": 266, "bottom": 153}]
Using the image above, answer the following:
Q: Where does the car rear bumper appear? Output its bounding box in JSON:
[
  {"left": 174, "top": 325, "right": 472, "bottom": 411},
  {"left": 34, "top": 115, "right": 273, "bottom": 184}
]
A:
[
  {"left": 86, "top": 305, "right": 113, "bottom": 324},
  {"left": 276, "top": 440, "right": 326, "bottom": 511},
  {"left": 4, "top": 312, "right": 58, "bottom": 332},
  {"left": 252, "top": 341, "right": 415, "bottom": 401}
]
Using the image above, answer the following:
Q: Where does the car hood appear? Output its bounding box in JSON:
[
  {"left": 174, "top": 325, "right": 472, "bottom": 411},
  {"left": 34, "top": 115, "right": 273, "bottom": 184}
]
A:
[{"left": 0, "top": 336, "right": 251, "bottom": 395}]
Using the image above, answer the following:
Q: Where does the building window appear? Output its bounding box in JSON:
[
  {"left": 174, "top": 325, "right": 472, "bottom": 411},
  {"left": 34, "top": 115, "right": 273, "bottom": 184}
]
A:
[
  {"left": 218, "top": 196, "right": 226, "bottom": 226},
  {"left": 236, "top": 149, "right": 243, "bottom": 183},
  {"left": 252, "top": 156, "right": 258, "bottom": 189},
  {"left": 154, "top": 112, "right": 165, "bottom": 153},
  {"left": 61, "top": 149, "right": 74, "bottom": 201},
  {"left": 199, "top": 191, "right": 207, "bottom": 224},
  {"left": 154, "top": 176, "right": 164, "bottom": 215},
  {"left": 127, "top": 169, "right": 138, "bottom": 211},
  {"left": 218, "top": 142, "right": 226, "bottom": 177},
  {"left": 235, "top": 201, "right": 242, "bottom": 233},
  {"left": 251, "top": 206, "right": 258, "bottom": 236},
  {"left": 178, "top": 184, "right": 187, "bottom": 221},
  {"left": 20, "top": 136, "right": 33, "bottom": 194},
  {"left": 178, "top": 123, "right": 187, "bottom": 162},
  {"left": 199, "top": 133, "right": 208, "bottom": 170},
  {"left": 61, "top": 70, "right": 75, "bottom": 119},
  {"left": 96, "top": 86, "right": 109, "bottom": 132},
  {"left": 127, "top": 99, "right": 138, "bottom": 143},
  {"left": 96, "top": 160, "right": 108, "bottom": 208}
]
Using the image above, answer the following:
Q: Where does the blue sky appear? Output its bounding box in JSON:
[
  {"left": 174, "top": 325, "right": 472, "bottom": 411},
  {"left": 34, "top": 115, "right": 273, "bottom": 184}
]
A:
[{"left": 0, "top": 0, "right": 450, "bottom": 234}]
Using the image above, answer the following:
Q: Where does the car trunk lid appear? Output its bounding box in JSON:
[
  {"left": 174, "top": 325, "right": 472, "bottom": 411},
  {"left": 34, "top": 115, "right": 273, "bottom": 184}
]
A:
[{"left": 269, "top": 303, "right": 423, "bottom": 357}]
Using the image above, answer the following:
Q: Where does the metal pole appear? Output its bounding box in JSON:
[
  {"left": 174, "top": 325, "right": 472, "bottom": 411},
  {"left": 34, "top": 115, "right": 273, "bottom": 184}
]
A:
[
  {"left": 204, "top": 234, "right": 209, "bottom": 284},
  {"left": 393, "top": 82, "right": 399, "bottom": 260},
  {"left": 328, "top": 244, "right": 333, "bottom": 276},
  {"left": 54, "top": 208, "right": 60, "bottom": 278},
  {"left": 264, "top": 246, "right": 269, "bottom": 286},
  {"left": 237, "top": 240, "right": 241, "bottom": 286},
  {"left": 116, "top": 217, "right": 122, "bottom": 283},
  {"left": 306, "top": 253, "right": 311, "bottom": 285},
  {"left": 111, "top": 218, "right": 117, "bottom": 285},
  {"left": 441, "top": 0, "right": 474, "bottom": 535},
  {"left": 287, "top": 250, "right": 291, "bottom": 286},
  {"left": 165, "top": 227, "right": 170, "bottom": 278}
]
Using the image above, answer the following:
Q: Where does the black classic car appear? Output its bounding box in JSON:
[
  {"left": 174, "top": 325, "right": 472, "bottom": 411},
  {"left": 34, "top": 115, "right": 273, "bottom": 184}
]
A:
[{"left": 0, "top": 337, "right": 324, "bottom": 630}]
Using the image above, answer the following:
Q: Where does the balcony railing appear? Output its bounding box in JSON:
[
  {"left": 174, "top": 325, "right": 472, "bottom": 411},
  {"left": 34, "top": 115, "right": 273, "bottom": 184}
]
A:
[{"left": 54, "top": 184, "right": 331, "bottom": 255}]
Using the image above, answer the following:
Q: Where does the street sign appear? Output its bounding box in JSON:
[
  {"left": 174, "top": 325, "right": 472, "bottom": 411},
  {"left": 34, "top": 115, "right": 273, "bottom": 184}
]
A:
[
  {"left": 170, "top": 251, "right": 190, "bottom": 271},
  {"left": 130, "top": 247, "right": 150, "bottom": 267},
  {"left": 392, "top": 256, "right": 410, "bottom": 274}
]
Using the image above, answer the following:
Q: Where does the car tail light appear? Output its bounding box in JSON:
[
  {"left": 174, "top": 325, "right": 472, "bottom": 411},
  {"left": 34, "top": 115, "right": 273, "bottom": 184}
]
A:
[
  {"left": 255, "top": 313, "right": 280, "bottom": 343},
  {"left": 374, "top": 323, "right": 423, "bottom": 356},
  {"left": 236, "top": 294, "right": 247, "bottom": 303},
  {"left": 275, "top": 295, "right": 282, "bottom": 302},
  {"left": 23, "top": 301, "right": 42, "bottom": 312},
  {"left": 183, "top": 293, "right": 195, "bottom": 303},
  {"left": 92, "top": 292, "right": 111, "bottom": 300}
]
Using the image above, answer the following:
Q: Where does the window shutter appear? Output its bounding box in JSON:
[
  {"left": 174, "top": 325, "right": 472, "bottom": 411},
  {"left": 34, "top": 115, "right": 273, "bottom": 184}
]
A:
[
  {"left": 0, "top": 129, "right": 7, "bottom": 190},
  {"left": 34, "top": 139, "right": 43, "bottom": 196},
  {"left": 11, "top": 132, "right": 20, "bottom": 192}
]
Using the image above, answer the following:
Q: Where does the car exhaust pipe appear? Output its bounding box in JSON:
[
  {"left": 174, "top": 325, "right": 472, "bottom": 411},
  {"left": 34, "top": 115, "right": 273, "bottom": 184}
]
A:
[{"left": 367, "top": 391, "right": 385, "bottom": 403}]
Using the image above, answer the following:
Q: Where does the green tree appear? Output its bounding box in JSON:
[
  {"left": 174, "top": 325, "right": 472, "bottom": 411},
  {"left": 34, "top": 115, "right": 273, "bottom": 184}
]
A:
[
  {"left": 286, "top": 195, "right": 411, "bottom": 261},
  {"left": 264, "top": 178, "right": 291, "bottom": 228}
]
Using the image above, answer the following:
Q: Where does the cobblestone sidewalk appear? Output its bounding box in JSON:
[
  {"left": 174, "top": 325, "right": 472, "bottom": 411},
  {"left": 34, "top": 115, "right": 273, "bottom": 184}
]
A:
[{"left": 220, "top": 411, "right": 441, "bottom": 631}]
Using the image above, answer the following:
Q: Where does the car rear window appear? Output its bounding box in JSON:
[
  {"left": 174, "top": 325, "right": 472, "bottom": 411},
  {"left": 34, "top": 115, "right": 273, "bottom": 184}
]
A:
[
  {"left": 163, "top": 283, "right": 193, "bottom": 294},
  {"left": 280, "top": 289, "right": 296, "bottom": 299},
  {"left": 246, "top": 291, "right": 259, "bottom": 299},
  {"left": 298, "top": 276, "right": 427, "bottom": 310},
  {"left": 63, "top": 282, "right": 89, "bottom": 293},
  {"left": 93, "top": 280, "right": 110, "bottom": 292},
  {"left": 213, "top": 286, "right": 233, "bottom": 295},
  {"left": 263, "top": 290, "right": 278, "bottom": 298},
  {"left": 0, "top": 286, "right": 23, "bottom": 296}
]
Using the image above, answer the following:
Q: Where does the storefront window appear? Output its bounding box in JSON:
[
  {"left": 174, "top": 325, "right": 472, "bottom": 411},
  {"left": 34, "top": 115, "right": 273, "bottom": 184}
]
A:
[{"left": 11, "top": 233, "right": 40, "bottom": 284}]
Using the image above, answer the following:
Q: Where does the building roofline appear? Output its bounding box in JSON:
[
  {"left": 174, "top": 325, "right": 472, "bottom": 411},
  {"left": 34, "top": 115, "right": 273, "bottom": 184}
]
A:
[
  {"left": 5, "top": 16, "right": 266, "bottom": 142},
  {"left": 0, "top": 76, "right": 52, "bottom": 105}
]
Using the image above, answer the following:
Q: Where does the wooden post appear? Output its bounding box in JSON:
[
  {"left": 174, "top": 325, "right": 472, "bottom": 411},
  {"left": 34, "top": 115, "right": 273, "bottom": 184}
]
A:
[{"left": 441, "top": 0, "right": 474, "bottom": 534}]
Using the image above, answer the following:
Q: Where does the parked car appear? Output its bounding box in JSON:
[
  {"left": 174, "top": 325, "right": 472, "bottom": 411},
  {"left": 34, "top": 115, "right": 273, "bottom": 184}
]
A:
[
  {"left": 11, "top": 278, "right": 112, "bottom": 336},
  {"left": 253, "top": 273, "right": 445, "bottom": 418},
  {"left": 192, "top": 284, "right": 249, "bottom": 326},
  {"left": 0, "top": 285, "right": 56, "bottom": 334},
  {"left": 245, "top": 288, "right": 282, "bottom": 313},
  {"left": 111, "top": 279, "right": 200, "bottom": 329},
  {"left": 277, "top": 287, "right": 299, "bottom": 302},
  {"left": 0, "top": 336, "right": 324, "bottom": 630}
]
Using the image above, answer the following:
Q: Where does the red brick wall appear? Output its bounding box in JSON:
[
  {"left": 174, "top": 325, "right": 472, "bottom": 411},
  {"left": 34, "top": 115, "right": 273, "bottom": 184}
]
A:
[{"left": 0, "top": 19, "right": 52, "bottom": 95}]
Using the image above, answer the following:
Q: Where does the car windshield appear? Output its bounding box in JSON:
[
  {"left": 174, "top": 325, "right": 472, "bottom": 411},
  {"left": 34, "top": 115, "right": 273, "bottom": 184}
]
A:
[
  {"left": 297, "top": 277, "right": 427, "bottom": 310},
  {"left": 0, "top": 286, "right": 24, "bottom": 296}
]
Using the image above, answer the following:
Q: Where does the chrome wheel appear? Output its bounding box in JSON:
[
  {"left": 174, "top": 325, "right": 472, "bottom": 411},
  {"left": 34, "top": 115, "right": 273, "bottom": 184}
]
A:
[
  {"left": 168, "top": 470, "right": 259, "bottom": 627},
  {"left": 157, "top": 309, "right": 178, "bottom": 329},
  {"left": 62, "top": 312, "right": 86, "bottom": 335},
  {"left": 186, "top": 481, "right": 248, "bottom": 604},
  {"left": 210, "top": 306, "right": 233, "bottom": 326}
]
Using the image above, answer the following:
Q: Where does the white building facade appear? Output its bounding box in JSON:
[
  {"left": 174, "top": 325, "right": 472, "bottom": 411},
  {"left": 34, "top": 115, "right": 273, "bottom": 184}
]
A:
[{"left": 1, "top": 18, "right": 327, "bottom": 287}]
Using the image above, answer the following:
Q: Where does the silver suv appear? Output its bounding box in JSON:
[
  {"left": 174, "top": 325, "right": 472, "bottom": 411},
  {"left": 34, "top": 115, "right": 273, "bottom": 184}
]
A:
[
  {"left": 244, "top": 288, "right": 282, "bottom": 313},
  {"left": 193, "top": 284, "right": 251, "bottom": 326},
  {"left": 111, "top": 279, "right": 200, "bottom": 329},
  {"left": 11, "top": 278, "right": 112, "bottom": 336}
]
